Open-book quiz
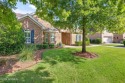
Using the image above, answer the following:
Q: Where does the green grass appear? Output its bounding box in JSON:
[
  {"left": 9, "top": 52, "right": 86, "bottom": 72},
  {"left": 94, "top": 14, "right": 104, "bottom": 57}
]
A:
[{"left": 1, "top": 46, "right": 125, "bottom": 83}]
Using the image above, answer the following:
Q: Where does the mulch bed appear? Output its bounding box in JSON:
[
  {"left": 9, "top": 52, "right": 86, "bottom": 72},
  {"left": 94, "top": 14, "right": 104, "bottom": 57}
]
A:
[
  {"left": 73, "top": 52, "right": 98, "bottom": 58},
  {"left": 0, "top": 49, "right": 45, "bottom": 75}
]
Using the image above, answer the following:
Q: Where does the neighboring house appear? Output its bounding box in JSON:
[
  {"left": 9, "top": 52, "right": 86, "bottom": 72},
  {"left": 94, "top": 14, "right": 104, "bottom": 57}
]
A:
[
  {"left": 88, "top": 31, "right": 113, "bottom": 43},
  {"left": 17, "top": 13, "right": 61, "bottom": 44},
  {"left": 113, "top": 33, "right": 125, "bottom": 43}
]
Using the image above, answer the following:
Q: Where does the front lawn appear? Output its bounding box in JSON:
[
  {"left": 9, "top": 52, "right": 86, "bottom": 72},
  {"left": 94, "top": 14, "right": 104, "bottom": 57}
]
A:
[{"left": 1, "top": 46, "right": 125, "bottom": 83}]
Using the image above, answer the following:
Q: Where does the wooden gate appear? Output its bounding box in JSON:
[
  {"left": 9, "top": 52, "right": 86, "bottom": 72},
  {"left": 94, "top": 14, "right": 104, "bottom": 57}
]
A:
[{"left": 61, "top": 32, "right": 71, "bottom": 45}]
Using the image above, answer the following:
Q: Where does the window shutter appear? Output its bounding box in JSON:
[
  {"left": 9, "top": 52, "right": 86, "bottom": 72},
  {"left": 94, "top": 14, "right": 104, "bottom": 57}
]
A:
[{"left": 31, "top": 30, "right": 34, "bottom": 43}]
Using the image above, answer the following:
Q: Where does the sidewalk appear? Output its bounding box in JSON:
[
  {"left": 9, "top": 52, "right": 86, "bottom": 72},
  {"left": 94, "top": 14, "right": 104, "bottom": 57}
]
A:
[{"left": 65, "top": 44, "right": 101, "bottom": 48}]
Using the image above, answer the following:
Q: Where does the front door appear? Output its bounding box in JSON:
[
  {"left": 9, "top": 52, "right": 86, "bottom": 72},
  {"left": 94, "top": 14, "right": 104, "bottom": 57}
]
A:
[{"left": 61, "top": 32, "right": 71, "bottom": 45}]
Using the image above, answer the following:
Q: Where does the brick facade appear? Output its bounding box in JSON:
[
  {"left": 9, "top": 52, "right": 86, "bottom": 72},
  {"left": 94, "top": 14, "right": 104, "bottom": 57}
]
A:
[{"left": 20, "top": 17, "right": 43, "bottom": 44}]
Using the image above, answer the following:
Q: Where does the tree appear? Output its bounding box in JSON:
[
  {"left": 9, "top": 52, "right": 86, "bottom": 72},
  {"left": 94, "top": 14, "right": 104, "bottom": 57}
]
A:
[
  {"left": 0, "top": 1, "right": 25, "bottom": 55},
  {"left": 31, "top": 0, "right": 125, "bottom": 53}
]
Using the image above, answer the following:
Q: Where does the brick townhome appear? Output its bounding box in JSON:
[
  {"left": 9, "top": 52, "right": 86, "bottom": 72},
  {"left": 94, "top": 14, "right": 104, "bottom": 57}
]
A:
[
  {"left": 17, "top": 13, "right": 61, "bottom": 44},
  {"left": 16, "top": 13, "right": 83, "bottom": 45}
]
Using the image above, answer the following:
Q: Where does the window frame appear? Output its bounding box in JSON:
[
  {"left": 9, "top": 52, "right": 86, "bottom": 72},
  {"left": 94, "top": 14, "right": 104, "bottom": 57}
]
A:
[
  {"left": 76, "top": 34, "right": 81, "bottom": 42},
  {"left": 24, "top": 30, "right": 31, "bottom": 44},
  {"left": 50, "top": 33, "right": 55, "bottom": 43}
]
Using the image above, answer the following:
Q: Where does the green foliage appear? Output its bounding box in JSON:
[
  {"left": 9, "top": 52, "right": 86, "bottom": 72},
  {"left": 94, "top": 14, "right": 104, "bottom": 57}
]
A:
[
  {"left": 75, "top": 37, "right": 90, "bottom": 46},
  {"left": 42, "top": 44, "right": 49, "bottom": 49},
  {"left": 49, "top": 44, "right": 55, "bottom": 48},
  {"left": 57, "top": 42, "right": 65, "bottom": 48},
  {"left": 43, "top": 42, "right": 49, "bottom": 44},
  {"left": 75, "top": 41, "right": 82, "bottom": 46},
  {"left": 90, "top": 38, "right": 102, "bottom": 44},
  {"left": 0, "top": 2, "right": 25, "bottom": 55},
  {"left": 123, "top": 40, "right": 125, "bottom": 46},
  {"left": 18, "top": 45, "right": 36, "bottom": 61},
  {"left": 36, "top": 44, "right": 43, "bottom": 50}
]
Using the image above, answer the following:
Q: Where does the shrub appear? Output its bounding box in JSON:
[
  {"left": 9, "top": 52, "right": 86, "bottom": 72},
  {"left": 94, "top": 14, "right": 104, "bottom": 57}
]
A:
[
  {"left": 18, "top": 45, "right": 36, "bottom": 61},
  {"left": 43, "top": 42, "right": 48, "bottom": 44},
  {"left": 0, "top": 14, "right": 25, "bottom": 55},
  {"left": 75, "top": 41, "right": 82, "bottom": 46},
  {"left": 49, "top": 44, "right": 55, "bottom": 48},
  {"left": 86, "top": 40, "right": 90, "bottom": 45},
  {"left": 95, "top": 38, "right": 102, "bottom": 44},
  {"left": 123, "top": 40, "right": 125, "bottom": 46},
  {"left": 75, "top": 38, "right": 90, "bottom": 46},
  {"left": 42, "top": 44, "right": 49, "bottom": 49},
  {"left": 57, "top": 42, "right": 65, "bottom": 48},
  {"left": 36, "top": 44, "right": 43, "bottom": 50},
  {"left": 90, "top": 38, "right": 102, "bottom": 44},
  {"left": 86, "top": 38, "right": 90, "bottom": 45}
]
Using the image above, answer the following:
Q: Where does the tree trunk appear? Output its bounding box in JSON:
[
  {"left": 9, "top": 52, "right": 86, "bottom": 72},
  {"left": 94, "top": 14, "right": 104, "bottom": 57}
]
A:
[{"left": 82, "top": 27, "right": 86, "bottom": 53}]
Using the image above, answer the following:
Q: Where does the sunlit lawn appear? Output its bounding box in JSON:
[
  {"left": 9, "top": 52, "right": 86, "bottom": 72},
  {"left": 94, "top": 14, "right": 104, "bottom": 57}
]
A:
[{"left": 1, "top": 46, "right": 125, "bottom": 83}]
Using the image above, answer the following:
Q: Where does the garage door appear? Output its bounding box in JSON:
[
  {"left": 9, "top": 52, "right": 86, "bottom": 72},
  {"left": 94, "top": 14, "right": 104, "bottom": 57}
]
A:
[{"left": 103, "top": 37, "right": 112, "bottom": 43}]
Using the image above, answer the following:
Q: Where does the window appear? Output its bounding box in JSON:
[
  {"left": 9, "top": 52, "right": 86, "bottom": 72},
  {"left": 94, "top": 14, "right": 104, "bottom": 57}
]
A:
[
  {"left": 76, "top": 34, "right": 81, "bottom": 42},
  {"left": 24, "top": 30, "right": 31, "bottom": 43},
  {"left": 50, "top": 33, "right": 55, "bottom": 43},
  {"left": 45, "top": 33, "right": 49, "bottom": 43}
]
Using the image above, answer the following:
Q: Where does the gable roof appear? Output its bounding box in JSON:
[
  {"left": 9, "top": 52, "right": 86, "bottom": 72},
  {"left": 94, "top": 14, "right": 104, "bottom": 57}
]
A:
[
  {"left": 17, "top": 14, "right": 45, "bottom": 30},
  {"left": 16, "top": 13, "right": 58, "bottom": 32}
]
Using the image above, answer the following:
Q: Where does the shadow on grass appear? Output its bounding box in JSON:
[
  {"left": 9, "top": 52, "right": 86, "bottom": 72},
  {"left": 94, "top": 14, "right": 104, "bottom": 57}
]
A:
[
  {"left": 0, "top": 66, "right": 54, "bottom": 83},
  {"left": 42, "top": 48, "right": 86, "bottom": 65}
]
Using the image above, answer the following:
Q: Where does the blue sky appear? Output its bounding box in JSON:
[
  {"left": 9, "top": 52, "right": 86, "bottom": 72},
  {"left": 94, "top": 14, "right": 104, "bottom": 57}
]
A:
[{"left": 13, "top": 2, "right": 36, "bottom": 14}]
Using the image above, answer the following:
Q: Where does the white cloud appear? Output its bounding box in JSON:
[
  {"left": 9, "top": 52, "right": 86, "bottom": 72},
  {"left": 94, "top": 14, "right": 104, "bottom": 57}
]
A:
[
  {"left": 13, "top": 9, "right": 34, "bottom": 14},
  {"left": 28, "top": 5, "right": 36, "bottom": 10}
]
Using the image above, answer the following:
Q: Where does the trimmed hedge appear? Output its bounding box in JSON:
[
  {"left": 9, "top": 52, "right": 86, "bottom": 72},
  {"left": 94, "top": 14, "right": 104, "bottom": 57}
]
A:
[
  {"left": 49, "top": 44, "right": 55, "bottom": 48},
  {"left": 42, "top": 44, "right": 49, "bottom": 49},
  {"left": 75, "top": 41, "right": 82, "bottom": 46},
  {"left": 90, "top": 38, "right": 102, "bottom": 44},
  {"left": 36, "top": 44, "right": 43, "bottom": 50}
]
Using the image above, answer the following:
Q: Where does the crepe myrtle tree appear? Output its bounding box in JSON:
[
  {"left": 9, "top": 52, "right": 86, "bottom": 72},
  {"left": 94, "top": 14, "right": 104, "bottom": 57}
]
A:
[{"left": 3, "top": 0, "right": 125, "bottom": 53}]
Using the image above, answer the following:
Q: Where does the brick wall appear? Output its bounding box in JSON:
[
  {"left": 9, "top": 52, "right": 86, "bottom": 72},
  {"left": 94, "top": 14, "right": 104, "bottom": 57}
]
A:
[{"left": 20, "top": 17, "right": 43, "bottom": 44}]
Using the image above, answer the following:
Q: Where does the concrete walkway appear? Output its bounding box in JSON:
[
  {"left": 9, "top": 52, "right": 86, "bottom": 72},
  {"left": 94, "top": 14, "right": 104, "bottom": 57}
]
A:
[
  {"left": 105, "top": 46, "right": 125, "bottom": 48},
  {"left": 65, "top": 44, "right": 125, "bottom": 49},
  {"left": 65, "top": 45, "right": 101, "bottom": 48}
]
